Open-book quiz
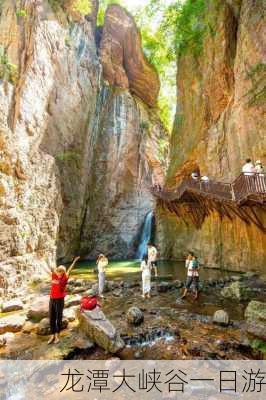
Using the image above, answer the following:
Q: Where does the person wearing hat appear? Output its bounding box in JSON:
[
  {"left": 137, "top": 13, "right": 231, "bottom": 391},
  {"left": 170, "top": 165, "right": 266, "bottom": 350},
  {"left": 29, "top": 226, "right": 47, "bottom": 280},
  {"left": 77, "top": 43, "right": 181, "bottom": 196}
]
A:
[{"left": 46, "top": 256, "right": 80, "bottom": 344}]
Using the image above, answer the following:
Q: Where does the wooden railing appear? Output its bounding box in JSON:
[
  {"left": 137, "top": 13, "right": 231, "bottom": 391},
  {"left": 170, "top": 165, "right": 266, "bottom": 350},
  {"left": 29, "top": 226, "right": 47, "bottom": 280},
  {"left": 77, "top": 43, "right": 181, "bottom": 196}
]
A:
[
  {"left": 152, "top": 173, "right": 266, "bottom": 205},
  {"left": 232, "top": 173, "right": 266, "bottom": 203}
]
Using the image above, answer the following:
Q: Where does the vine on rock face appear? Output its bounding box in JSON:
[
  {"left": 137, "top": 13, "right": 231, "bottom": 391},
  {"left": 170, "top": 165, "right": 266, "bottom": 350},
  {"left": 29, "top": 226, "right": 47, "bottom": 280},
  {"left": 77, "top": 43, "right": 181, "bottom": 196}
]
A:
[{"left": 0, "top": 46, "right": 18, "bottom": 84}]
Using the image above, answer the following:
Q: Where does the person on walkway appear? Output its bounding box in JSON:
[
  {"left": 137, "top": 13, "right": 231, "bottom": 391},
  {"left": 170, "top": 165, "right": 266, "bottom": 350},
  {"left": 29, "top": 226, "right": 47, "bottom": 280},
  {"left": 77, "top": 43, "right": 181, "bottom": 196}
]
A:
[
  {"left": 242, "top": 158, "right": 255, "bottom": 175},
  {"left": 140, "top": 254, "right": 152, "bottom": 298},
  {"left": 148, "top": 243, "right": 158, "bottom": 277},
  {"left": 191, "top": 172, "right": 199, "bottom": 181},
  {"left": 47, "top": 256, "right": 80, "bottom": 345},
  {"left": 181, "top": 254, "right": 200, "bottom": 301},
  {"left": 96, "top": 254, "right": 108, "bottom": 298},
  {"left": 254, "top": 160, "right": 265, "bottom": 192},
  {"left": 255, "top": 160, "right": 264, "bottom": 174}
]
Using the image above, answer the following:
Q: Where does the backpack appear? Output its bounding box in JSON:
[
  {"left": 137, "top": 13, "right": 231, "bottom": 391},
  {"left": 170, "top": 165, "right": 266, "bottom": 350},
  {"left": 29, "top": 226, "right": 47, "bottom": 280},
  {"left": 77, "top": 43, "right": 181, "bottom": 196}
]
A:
[{"left": 80, "top": 296, "right": 100, "bottom": 312}]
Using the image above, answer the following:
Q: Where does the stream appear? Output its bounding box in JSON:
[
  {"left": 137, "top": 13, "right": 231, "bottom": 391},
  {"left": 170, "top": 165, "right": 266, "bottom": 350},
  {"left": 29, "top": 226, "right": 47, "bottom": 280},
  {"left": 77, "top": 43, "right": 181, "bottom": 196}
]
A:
[{"left": 0, "top": 260, "right": 265, "bottom": 360}]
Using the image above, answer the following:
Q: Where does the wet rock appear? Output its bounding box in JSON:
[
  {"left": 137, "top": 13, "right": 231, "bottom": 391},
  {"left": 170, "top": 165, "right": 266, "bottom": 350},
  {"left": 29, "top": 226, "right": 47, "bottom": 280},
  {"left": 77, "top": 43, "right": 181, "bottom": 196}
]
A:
[
  {"left": 173, "top": 280, "right": 183, "bottom": 289},
  {"left": 113, "top": 289, "right": 123, "bottom": 297},
  {"left": 207, "top": 278, "right": 216, "bottom": 287},
  {"left": 76, "top": 307, "right": 124, "bottom": 353},
  {"left": 27, "top": 295, "right": 50, "bottom": 322},
  {"left": 0, "top": 314, "right": 26, "bottom": 334},
  {"left": 243, "top": 272, "right": 258, "bottom": 280},
  {"left": 231, "top": 275, "right": 243, "bottom": 282},
  {"left": 221, "top": 281, "right": 253, "bottom": 301},
  {"left": 124, "top": 281, "right": 139, "bottom": 289},
  {"left": 1, "top": 299, "right": 24, "bottom": 313},
  {"left": 245, "top": 301, "right": 266, "bottom": 340},
  {"left": 36, "top": 317, "right": 68, "bottom": 336},
  {"left": 213, "top": 310, "right": 230, "bottom": 326},
  {"left": 157, "top": 282, "right": 172, "bottom": 293},
  {"left": 126, "top": 307, "right": 144, "bottom": 326},
  {"left": 74, "top": 279, "right": 84, "bottom": 287}
]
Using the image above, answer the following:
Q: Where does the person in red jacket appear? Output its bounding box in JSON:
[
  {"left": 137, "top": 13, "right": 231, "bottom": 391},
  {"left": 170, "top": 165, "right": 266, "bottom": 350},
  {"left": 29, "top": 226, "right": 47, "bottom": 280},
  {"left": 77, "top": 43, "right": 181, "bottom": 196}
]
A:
[{"left": 46, "top": 256, "right": 80, "bottom": 344}]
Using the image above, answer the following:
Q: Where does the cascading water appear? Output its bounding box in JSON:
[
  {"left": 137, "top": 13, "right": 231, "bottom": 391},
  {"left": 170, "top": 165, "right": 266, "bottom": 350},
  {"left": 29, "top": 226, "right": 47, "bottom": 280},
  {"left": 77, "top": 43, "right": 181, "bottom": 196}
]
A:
[{"left": 136, "top": 211, "right": 153, "bottom": 260}]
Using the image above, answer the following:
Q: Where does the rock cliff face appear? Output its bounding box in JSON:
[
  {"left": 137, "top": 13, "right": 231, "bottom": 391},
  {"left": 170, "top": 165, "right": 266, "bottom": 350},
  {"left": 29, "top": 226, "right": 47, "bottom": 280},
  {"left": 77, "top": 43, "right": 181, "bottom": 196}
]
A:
[
  {"left": 99, "top": 5, "right": 160, "bottom": 108},
  {"left": 80, "top": 85, "right": 166, "bottom": 259},
  {"left": 157, "top": 0, "right": 266, "bottom": 272},
  {"left": 0, "top": 1, "right": 166, "bottom": 297}
]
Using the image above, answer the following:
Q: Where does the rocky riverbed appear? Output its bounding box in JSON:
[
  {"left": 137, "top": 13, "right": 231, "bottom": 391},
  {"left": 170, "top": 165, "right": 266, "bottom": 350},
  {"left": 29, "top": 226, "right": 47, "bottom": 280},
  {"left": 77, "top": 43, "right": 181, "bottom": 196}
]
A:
[{"left": 0, "top": 261, "right": 266, "bottom": 360}]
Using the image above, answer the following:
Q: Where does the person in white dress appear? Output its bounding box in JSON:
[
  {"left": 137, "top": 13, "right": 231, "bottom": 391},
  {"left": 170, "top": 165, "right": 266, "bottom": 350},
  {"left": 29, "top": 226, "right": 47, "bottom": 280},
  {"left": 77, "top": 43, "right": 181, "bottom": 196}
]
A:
[
  {"left": 140, "top": 255, "right": 151, "bottom": 298},
  {"left": 148, "top": 244, "right": 158, "bottom": 277},
  {"left": 96, "top": 254, "right": 108, "bottom": 298}
]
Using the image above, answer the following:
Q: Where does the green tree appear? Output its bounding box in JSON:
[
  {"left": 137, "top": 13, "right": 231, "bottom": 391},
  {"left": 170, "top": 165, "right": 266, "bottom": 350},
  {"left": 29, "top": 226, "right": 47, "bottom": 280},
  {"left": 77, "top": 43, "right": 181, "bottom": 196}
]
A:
[{"left": 97, "top": 0, "right": 124, "bottom": 26}]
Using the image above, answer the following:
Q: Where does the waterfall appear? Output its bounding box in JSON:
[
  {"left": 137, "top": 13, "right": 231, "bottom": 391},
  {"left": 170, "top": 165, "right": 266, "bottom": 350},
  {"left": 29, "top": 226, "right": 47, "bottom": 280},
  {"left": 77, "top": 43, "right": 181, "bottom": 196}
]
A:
[{"left": 136, "top": 211, "right": 153, "bottom": 260}]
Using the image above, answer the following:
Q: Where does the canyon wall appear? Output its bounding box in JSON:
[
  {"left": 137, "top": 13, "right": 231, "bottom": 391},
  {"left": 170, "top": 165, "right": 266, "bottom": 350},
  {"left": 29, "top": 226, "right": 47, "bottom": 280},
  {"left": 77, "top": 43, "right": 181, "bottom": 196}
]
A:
[
  {"left": 80, "top": 5, "right": 166, "bottom": 259},
  {"left": 157, "top": 0, "right": 266, "bottom": 272},
  {"left": 0, "top": 1, "right": 166, "bottom": 297}
]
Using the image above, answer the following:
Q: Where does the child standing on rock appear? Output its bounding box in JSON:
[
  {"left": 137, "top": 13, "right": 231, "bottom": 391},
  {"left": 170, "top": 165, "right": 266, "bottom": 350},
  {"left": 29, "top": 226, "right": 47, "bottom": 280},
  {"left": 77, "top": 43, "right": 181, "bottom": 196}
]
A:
[{"left": 46, "top": 256, "right": 80, "bottom": 345}]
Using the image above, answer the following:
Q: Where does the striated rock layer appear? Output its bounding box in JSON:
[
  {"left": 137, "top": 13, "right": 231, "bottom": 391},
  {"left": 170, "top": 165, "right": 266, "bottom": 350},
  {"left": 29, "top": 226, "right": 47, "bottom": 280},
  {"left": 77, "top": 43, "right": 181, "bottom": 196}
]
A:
[
  {"left": 157, "top": 0, "right": 266, "bottom": 272},
  {"left": 99, "top": 4, "right": 160, "bottom": 107},
  {"left": 80, "top": 85, "right": 166, "bottom": 259},
  {"left": 0, "top": 1, "right": 166, "bottom": 297}
]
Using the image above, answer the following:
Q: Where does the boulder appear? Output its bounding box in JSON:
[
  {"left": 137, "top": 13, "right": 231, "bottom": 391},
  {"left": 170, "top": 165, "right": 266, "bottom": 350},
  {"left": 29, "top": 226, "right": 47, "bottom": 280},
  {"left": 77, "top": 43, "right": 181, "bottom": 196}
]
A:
[
  {"left": 76, "top": 307, "right": 124, "bottom": 353},
  {"left": 113, "top": 289, "right": 123, "bottom": 297},
  {"left": 1, "top": 299, "right": 24, "bottom": 313},
  {"left": 173, "top": 280, "right": 183, "bottom": 289},
  {"left": 126, "top": 307, "right": 144, "bottom": 326},
  {"left": 221, "top": 281, "right": 253, "bottom": 301},
  {"left": 22, "top": 321, "right": 37, "bottom": 334},
  {"left": 213, "top": 310, "right": 230, "bottom": 326},
  {"left": 0, "top": 314, "right": 26, "bottom": 334},
  {"left": 245, "top": 301, "right": 266, "bottom": 340},
  {"left": 64, "top": 306, "right": 77, "bottom": 322},
  {"left": 27, "top": 295, "right": 50, "bottom": 322},
  {"left": 157, "top": 282, "right": 172, "bottom": 293},
  {"left": 71, "top": 287, "right": 87, "bottom": 294},
  {"left": 36, "top": 317, "right": 68, "bottom": 336},
  {"left": 65, "top": 294, "right": 82, "bottom": 308},
  {"left": 245, "top": 301, "right": 266, "bottom": 322}
]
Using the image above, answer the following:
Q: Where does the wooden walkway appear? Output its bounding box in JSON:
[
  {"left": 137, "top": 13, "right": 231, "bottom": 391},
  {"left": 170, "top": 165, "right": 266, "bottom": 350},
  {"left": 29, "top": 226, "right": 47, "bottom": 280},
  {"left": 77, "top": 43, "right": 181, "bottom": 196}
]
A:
[{"left": 151, "top": 173, "right": 266, "bottom": 232}]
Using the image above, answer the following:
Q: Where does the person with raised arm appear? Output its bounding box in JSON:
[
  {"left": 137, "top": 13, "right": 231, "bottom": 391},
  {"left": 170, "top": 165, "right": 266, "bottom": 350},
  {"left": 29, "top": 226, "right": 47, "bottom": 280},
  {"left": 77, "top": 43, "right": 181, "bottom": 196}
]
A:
[{"left": 45, "top": 256, "right": 80, "bottom": 345}]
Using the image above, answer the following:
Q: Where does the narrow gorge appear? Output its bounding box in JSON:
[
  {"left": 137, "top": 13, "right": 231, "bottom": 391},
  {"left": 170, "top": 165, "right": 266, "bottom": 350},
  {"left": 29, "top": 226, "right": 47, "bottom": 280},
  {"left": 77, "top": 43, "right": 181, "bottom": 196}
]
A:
[
  {"left": 0, "top": 0, "right": 265, "bottom": 301},
  {"left": 0, "top": 0, "right": 265, "bottom": 363}
]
